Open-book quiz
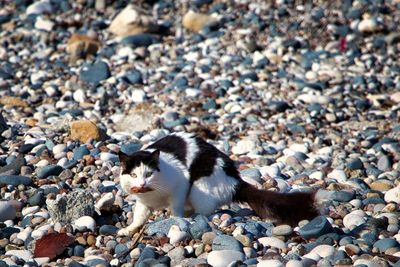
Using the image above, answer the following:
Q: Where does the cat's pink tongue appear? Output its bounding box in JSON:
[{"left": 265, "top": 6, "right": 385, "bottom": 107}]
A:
[{"left": 131, "top": 186, "right": 153, "bottom": 193}]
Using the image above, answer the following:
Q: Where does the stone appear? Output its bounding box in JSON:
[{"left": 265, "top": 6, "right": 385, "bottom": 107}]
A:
[
  {"left": 74, "top": 216, "right": 96, "bottom": 232},
  {"left": 327, "top": 169, "right": 347, "bottom": 182},
  {"left": 120, "top": 143, "right": 142, "bottom": 156},
  {"left": 46, "top": 190, "right": 95, "bottom": 224},
  {"left": 168, "top": 246, "right": 185, "bottom": 262},
  {"left": 0, "top": 175, "right": 31, "bottom": 186},
  {"left": 343, "top": 213, "right": 366, "bottom": 230},
  {"left": 146, "top": 217, "right": 189, "bottom": 236},
  {"left": 257, "top": 260, "right": 284, "bottom": 267},
  {"left": 123, "top": 69, "right": 142, "bottom": 85},
  {"left": 99, "top": 225, "right": 118, "bottom": 235},
  {"left": 232, "top": 139, "right": 257, "bottom": 155},
  {"left": 67, "top": 34, "right": 100, "bottom": 61},
  {"left": 272, "top": 225, "right": 293, "bottom": 236},
  {"left": 385, "top": 187, "right": 400, "bottom": 204},
  {"left": 207, "top": 250, "right": 245, "bottom": 267},
  {"left": 73, "top": 145, "right": 90, "bottom": 160},
  {"left": 70, "top": 120, "right": 105, "bottom": 143},
  {"left": 258, "top": 237, "right": 286, "bottom": 249},
  {"left": 121, "top": 34, "right": 159, "bottom": 47},
  {"left": 212, "top": 234, "right": 243, "bottom": 252},
  {"left": 310, "top": 244, "right": 335, "bottom": 257},
  {"left": 35, "top": 17, "right": 54, "bottom": 31},
  {"left": 5, "top": 250, "right": 33, "bottom": 262},
  {"left": 189, "top": 214, "right": 212, "bottom": 239},
  {"left": 377, "top": 155, "right": 391, "bottom": 171},
  {"left": 298, "top": 216, "right": 333, "bottom": 239},
  {"left": 182, "top": 10, "right": 216, "bottom": 32},
  {"left": 26, "top": 0, "right": 52, "bottom": 15},
  {"left": 331, "top": 191, "right": 354, "bottom": 202},
  {"left": 0, "top": 201, "right": 16, "bottom": 222},
  {"left": 168, "top": 225, "right": 190, "bottom": 244},
  {"left": 0, "top": 112, "right": 8, "bottom": 135},
  {"left": 346, "top": 158, "right": 364, "bottom": 170},
  {"left": 108, "top": 4, "right": 158, "bottom": 37},
  {"left": 0, "top": 156, "right": 26, "bottom": 177},
  {"left": 0, "top": 96, "right": 28, "bottom": 108},
  {"left": 370, "top": 180, "right": 393, "bottom": 192},
  {"left": 36, "top": 165, "right": 63, "bottom": 179},
  {"left": 373, "top": 238, "right": 399, "bottom": 253},
  {"left": 114, "top": 111, "right": 155, "bottom": 133},
  {"left": 358, "top": 17, "right": 380, "bottom": 33},
  {"left": 79, "top": 61, "right": 110, "bottom": 84}
]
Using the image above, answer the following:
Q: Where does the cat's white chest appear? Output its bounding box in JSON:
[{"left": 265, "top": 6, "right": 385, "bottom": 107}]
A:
[{"left": 135, "top": 191, "right": 171, "bottom": 210}]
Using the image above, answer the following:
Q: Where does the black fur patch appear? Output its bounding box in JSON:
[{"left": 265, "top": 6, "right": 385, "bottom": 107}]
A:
[
  {"left": 119, "top": 150, "right": 160, "bottom": 174},
  {"left": 147, "top": 135, "right": 187, "bottom": 165},
  {"left": 189, "top": 137, "right": 240, "bottom": 182}
]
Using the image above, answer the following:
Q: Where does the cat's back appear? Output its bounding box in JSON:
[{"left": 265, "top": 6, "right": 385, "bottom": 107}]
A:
[{"left": 147, "top": 132, "right": 241, "bottom": 183}]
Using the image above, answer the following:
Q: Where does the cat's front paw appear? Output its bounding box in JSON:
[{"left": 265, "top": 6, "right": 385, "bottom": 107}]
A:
[{"left": 117, "top": 226, "right": 138, "bottom": 237}]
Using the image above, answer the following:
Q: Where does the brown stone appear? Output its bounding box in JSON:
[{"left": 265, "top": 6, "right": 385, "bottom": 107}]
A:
[
  {"left": 0, "top": 96, "right": 28, "bottom": 108},
  {"left": 76, "top": 236, "right": 86, "bottom": 246},
  {"left": 87, "top": 235, "right": 96, "bottom": 246},
  {"left": 108, "top": 5, "right": 158, "bottom": 37},
  {"left": 70, "top": 120, "right": 105, "bottom": 143},
  {"left": 26, "top": 118, "right": 38, "bottom": 127},
  {"left": 67, "top": 34, "right": 100, "bottom": 61},
  {"left": 369, "top": 181, "right": 394, "bottom": 192},
  {"left": 182, "top": 10, "right": 216, "bottom": 32}
]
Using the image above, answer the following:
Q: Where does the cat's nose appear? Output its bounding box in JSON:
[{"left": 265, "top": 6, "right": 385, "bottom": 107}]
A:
[{"left": 139, "top": 182, "right": 145, "bottom": 187}]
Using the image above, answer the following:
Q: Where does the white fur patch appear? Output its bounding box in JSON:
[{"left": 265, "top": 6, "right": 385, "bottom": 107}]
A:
[{"left": 189, "top": 158, "right": 238, "bottom": 215}]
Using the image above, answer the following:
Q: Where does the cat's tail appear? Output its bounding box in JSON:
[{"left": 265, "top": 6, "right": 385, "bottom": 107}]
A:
[{"left": 233, "top": 182, "right": 332, "bottom": 226}]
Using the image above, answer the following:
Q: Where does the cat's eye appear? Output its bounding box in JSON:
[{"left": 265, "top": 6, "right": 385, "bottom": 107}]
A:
[
  {"left": 145, "top": 172, "right": 153, "bottom": 178},
  {"left": 131, "top": 173, "right": 137, "bottom": 178}
]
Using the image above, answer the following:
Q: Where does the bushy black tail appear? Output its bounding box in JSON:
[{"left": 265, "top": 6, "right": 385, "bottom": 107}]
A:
[{"left": 234, "top": 182, "right": 325, "bottom": 226}]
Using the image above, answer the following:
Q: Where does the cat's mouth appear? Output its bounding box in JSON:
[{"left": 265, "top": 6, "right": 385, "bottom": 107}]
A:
[{"left": 130, "top": 186, "right": 153, "bottom": 193}]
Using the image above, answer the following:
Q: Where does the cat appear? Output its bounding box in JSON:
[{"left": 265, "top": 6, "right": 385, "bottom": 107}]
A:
[{"left": 117, "top": 132, "right": 330, "bottom": 237}]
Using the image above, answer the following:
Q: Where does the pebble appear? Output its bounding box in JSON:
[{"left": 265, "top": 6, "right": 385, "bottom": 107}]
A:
[
  {"left": 212, "top": 234, "right": 243, "bottom": 252},
  {"left": 207, "top": 250, "right": 245, "bottom": 267},
  {"left": 298, "top": 216, "right": 333, "bottom": 239},
  {"left": 0, "top": 201, "right": 16, "bottom": 222},
  {"left": 74, "top": 216, "right": 96, "bottom": 232},
  {"left": 272, "top": 224, "right": 293, "bottom": 236},
  {"left": 258, "top": 237, "right": 286, "bottom": 249}
]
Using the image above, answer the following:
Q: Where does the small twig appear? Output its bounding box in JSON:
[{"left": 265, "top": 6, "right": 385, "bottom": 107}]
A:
[{"left": 116, "top": 225, "right": 147, "bottom": 261}]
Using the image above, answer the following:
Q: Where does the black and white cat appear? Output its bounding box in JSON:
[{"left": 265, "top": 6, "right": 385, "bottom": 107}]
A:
[{"left": 118, "top": 132, "right": 329, "bottom": 237}]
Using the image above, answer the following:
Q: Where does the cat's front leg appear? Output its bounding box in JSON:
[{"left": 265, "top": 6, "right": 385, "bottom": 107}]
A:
[
  {"left": 118, "top": 201, "right": 152, "bottom": 237},
  {"left": 171, "top": 185, "right": 189, "bottom": 217}
]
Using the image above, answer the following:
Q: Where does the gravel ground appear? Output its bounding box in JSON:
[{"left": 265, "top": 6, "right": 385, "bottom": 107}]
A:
[{"left": 1, "top": 0, "right": 400, "bottom": 266}]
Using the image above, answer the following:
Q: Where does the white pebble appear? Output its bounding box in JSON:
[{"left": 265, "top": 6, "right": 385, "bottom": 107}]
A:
[
  {"left": 257, "top": 260, "right": 284, "bottom": 267},
  {"left": 131, "top": 89, "right": 146, "bottom": 103},
  {"left": 207, "top": 250, "right": 245, "bottom": 267},
  {"left": 74, "top": 216, "right": 96, "bottom": 232},
  {"left": 258, "top": 237, "right": 286, "bottom": 249}
]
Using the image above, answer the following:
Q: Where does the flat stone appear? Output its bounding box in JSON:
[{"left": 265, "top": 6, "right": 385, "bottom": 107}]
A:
[
  {"left": 36, "top": 165, "right": 63, "bottom": 179},
  {"left": 79, "top": 61, "right": 110, "bottom": 84},
  {"left": 272, "top": 225, "right": 293, "bottom": 236},
  {"left": 0, "top": 175, "right": 32, "bottom": 186},
  {"left": 373, "top": 238, "right": 399, "bottom": 253},
  {"left": 0, "top": 156, "right": 26, "bottom": 175},
  {"left": 146, "top": 217, "right": 189, "bottom": 236},
  {"left": 207, "top": 250, "right": 245, "bottom": 267},
  {"left": 189, "top": 214, "right": 211, "bottom": 239},
  {"left": 70, "top": 120, "right": 105, "bottom": 143},
  {"left": 298, "top": 216, "right": 333, "bottom": 239},
  {"left": 258, "top": 236, "right": 286, "bottom": 249},
  {"left": 0, "top": 201, "right": 16, "bottom": 222},
  {"left": 212, "top": 234, "right": 243, "bottom": 252}
]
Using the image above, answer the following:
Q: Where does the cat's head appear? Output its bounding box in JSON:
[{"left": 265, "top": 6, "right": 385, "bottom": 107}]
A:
[{"left": 118, "top": 150, "right": 160, "bottom": 194}]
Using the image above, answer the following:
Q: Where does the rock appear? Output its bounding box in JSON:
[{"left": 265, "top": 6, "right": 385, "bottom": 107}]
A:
[
  {"left": 377, "top": 155, "right": 391, "bottom": 171},
  {"left": 35, "top": 17, "right": 54, "bottom": 31},
  {"left": 257, "top": 260, "right": 284, "bottom": 267},
  {"left": 310, "top": 244, "right": 335, "bottom": 257},
  {"left": 67, "top": 34, "right": 100, "bottom": 61},
  {"left": 331, "top": 191, "right": 354, "bottom": 202},
  {"left": 189, "top": 214, "right": 212, "bottom": 239},
  {"left": 168, "top": 246, "right": 185, "bottom": 262},
  {"left": 46, "top": 190, "right": 95, "bottom": 224},
  {"left": 358, "top": 17, "right": 380, "bottom": 33},
  {"left": 258, "top": 237, "right": 286, "bottom": 249},
  {"left": 146, "top": 217, "right": 189, "bottom": 236},
  {"left": 346, "top": 158, "right": 364, "bottom": 170},
  {"left": 212, "top": 234, "right": 243, "bottom": 252},
  {"left": 120, "top": 143, "right": 142, "bottom": 156},
  {"left": 298, "top": 216, "right": 333, "bottom": 239},
  {"left": 114, "top": 111, "right": 155, "bottom": 133},
  {"left": 373, "top": 238, "right": 399, "bottom": 253},
  {"left": 79, "top": 61, "right": 110, "bottom": 84},
  {"left": 0, "top": 175, "right": 32, "bottom": 186},
  {"left": 343, "top": 213, "right": 366, "bottom": 230},
  {"left": 70, "top": 120, "right": 105, "bottom": 143},
  {"left": 327, "top": 169, "right": 347, "bottom": 182},
  {"left": 385, "top": 187, "right": 400, "bottom": 204},
  {"left": 272, "top": 225, "right": 293, "bottom": 236},
  {"left": 240, "top": 168, "right": 262, "bottom": 182},
  {"left": 0, "top": 96, "right": 28, "bottom": 108},
  {"left": 232, "top": 139, "right": 257, "bottom": 155},
  {"left": 26, "top": 0, "right": 52, "bottom": 15},
  {"left": 73, "top": 145, "right": 90, "bottom": 160},
  {"left": 370, "top": 180, "right": 393, "bottom": 192},
  {"left": 168, "top": 225, "right": 190, "bottom": 244},
  {"left": 5, "top": 250, "right": 33, "bottom": 262},
  {"left": 207, "top": 250, "right": 245, "bottom": 267},
  {"left": 123, "top": 69, "right": 142, "bottom": 85},
  {"left": 36, "top": 165, "right": 63, "bottom": 179},
  {"left": 0, "top": 201, "right": 16, "bottom": 222},
  {"left": 74, "top": 216, "right": 96, "bottom": 232},
  {"left": 108, "top": 4, "right": 158, "bottom": 37},
  {"left": 182, "top": 10, "right": 216, "bottom": 32},
  {"left": 95, "top": 192, "right": 115, "bottom": 213},
  {"left": 0, "top": 156, "right": 26, "bottom": 177},
  {"left": 121, "top": 34, "right": 159, "bottom": 47},
  {"left": 99, "top": 225, "right": 118, "bottom": 235}
]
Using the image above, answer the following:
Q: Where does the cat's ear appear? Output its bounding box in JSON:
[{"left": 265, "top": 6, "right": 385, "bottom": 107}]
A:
[
  {"left": 150, "top": 149, "right": 160, "bottom": 162},
  {"left": 118, "top": 151, "right": 130, "bottom": 170}
]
